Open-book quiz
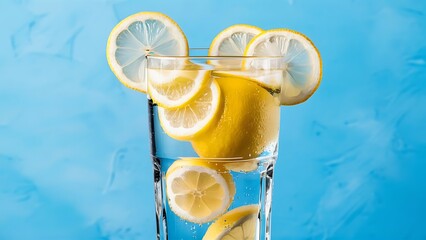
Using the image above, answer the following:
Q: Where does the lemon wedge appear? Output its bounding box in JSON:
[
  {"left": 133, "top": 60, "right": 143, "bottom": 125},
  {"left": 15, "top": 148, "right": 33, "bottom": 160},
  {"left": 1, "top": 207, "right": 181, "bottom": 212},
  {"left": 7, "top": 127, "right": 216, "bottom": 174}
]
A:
[
  {"left": 244, "top": 29, "right": 322, "bottom": 105},
  {"left": 209, "top": 24, "right": 263, "bottom": 56},
  {"left": 106, "top": 12, "right": 188, "bottom": 93},
  {"left": 166, "top": 159, "right": 236, "bottom": 224},
  {"left": 203, "top": 205, "right": 259, "bottom": 240},
  {"left": 158, "top": 79, "right": 221, "bottom": 140}
]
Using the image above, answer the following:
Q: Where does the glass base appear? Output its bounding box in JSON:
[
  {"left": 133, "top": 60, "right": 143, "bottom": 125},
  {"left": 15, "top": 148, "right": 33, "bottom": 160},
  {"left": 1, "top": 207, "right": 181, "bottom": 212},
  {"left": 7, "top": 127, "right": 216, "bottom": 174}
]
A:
[{"left": 152, "top": 156, "right": 275, "bottom": 240}]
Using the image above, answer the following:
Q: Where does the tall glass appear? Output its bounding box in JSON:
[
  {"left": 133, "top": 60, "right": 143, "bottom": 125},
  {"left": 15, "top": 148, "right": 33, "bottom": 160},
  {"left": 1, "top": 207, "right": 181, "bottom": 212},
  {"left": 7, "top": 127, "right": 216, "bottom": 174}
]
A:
[{"left": 147, "top": 52, "right": 284, "bottom": 240}]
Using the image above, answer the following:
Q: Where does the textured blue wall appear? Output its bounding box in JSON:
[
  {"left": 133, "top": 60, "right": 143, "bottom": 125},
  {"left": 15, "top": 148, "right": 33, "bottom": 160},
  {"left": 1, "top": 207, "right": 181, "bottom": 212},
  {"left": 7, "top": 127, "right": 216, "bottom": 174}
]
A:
[{"left": 1, "top": 0, "right": 426, "bottom": 239}]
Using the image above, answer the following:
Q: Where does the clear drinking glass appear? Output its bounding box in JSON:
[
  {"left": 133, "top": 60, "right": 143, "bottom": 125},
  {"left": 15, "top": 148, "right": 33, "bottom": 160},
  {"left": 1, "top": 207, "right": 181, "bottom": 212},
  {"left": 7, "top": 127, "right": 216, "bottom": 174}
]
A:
[{"left": 147, "top": 51, "right": 284, "bottom": 240}]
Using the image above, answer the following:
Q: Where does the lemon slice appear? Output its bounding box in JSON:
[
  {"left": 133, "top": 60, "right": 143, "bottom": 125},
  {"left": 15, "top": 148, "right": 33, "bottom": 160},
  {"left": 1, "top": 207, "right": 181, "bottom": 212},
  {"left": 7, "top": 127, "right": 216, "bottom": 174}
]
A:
[
  {"left": 148, "top": 68, "right": 211, "bottom": 108},
  {"left": 203, "top": 205, "right": 259, "bottom": 240},
  {"left": 166, "top": 159, "right": 236, "bottom": 224},
  {"left": 244, "top": 29, "right": 322, "bottom": 105},
  {"left": 106, "top": 12, "right": 188, "bottom": 93},
  {"left": 158, "top": 79, "right": 221, "bottom": 140},
  {"left": 209, "top": 24, "right": 263, "bottom": 56}
]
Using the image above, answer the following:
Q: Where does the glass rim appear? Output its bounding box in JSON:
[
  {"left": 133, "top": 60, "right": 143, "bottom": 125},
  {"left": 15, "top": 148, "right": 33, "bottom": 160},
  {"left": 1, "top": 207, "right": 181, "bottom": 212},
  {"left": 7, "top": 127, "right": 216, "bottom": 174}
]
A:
[{"left": 146, "top": 48, "right": 284, "bottom": 60}]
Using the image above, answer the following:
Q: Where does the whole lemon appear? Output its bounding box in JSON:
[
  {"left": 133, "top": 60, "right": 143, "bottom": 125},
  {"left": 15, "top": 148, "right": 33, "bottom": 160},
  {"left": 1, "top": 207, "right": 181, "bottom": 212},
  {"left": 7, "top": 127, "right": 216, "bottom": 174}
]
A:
[{"left": 191, "top": 76, "right": 280, "bottom": 159}]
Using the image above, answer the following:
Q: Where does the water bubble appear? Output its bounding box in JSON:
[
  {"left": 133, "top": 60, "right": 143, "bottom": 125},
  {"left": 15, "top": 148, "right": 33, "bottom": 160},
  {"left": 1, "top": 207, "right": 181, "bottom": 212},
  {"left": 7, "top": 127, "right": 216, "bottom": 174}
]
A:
[{"left": 190, "top": 225, "right": 197, "bottom": 235}]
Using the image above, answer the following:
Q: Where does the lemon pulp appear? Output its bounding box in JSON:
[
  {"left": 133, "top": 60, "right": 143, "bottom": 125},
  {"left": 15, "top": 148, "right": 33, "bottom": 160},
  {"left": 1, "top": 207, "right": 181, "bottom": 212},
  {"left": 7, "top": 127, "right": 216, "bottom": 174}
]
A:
[{"left": 166, "top": 159, "right": 235, "bottom": 224}]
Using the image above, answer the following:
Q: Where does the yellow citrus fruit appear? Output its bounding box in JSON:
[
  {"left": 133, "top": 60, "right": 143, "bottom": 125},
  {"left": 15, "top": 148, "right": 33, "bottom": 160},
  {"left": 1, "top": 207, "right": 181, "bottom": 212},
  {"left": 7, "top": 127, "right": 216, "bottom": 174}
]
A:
[
  {"left": 147, "top": 68, "right": 212, "bottom": 108},
  {"left": 244, "top": 29, "right": 322, "bottom": 105},
  {"left": 208, "top": 24, "right": 262, "bottom": 68},
  {"left": 209, "top": 24, "right": 263, "bottom": 56},
  {"left": 158, "top": 79, "right": 222, "bottom": 140},
  {"left": 106, "top": 12, "right": 188, "bottom": 93},
  {"left": 166, "top": 159, "right": 236, "bottom": 224},
  {"left": 212, "top": 69, "right": 283, "bottom": 91},
  {"left": 222, "top": 159, "right": 259, "bottom": 173},
  {"left": 203, "top": 204, "right": 259, "bottom": 240},
  {"left": 191, "top": 75, "right": 280, "bottom": 159}
]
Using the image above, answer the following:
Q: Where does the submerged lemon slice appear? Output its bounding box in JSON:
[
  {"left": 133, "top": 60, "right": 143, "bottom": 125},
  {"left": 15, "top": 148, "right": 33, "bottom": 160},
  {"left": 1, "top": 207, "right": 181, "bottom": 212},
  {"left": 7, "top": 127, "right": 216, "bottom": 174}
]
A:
[
  {"left": 148, "top": 68, "right": 212, "bottom": 108},
  {"left": 244, "top": 29, "right": 322, "bottom": 105},
  {"left": 223, "top": 159, "right": 259, "bottom": 173},
  {"left": 158, "top": 79, "right": 222, "bottom": 140},
  {"left": 166, "top": 159, "right": 235, "bottom": 224},
  {"left": 106, "top": 12, "right": 188, "bottom": 93},
  {"left": 203, "top": 205, "right": 259, "bottom": 240}
]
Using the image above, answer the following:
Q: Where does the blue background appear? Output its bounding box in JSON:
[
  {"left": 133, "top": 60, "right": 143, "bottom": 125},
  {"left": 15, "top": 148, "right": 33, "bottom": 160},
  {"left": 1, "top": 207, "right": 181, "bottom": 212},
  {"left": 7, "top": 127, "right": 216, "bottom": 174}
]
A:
[{"left": 1, "top": 0, "right": 426, "bottom": 239}]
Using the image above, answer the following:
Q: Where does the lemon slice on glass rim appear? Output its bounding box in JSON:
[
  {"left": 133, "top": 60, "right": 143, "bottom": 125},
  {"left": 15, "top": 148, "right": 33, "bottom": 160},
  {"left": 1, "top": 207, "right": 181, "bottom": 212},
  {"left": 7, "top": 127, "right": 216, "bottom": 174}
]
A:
[
  {"left": 243, "top": 29, "right": 322, "bottom": 105},
  {"left": 208, "top": 24, "right": 262, "bottom": 68},
  {"left": 209, "top": 24, "right": 263, "bottom": 56},
  {"left": 106, "top": 12, "right": 188, "bottom": 93},
  {"left": 166, "top": 159, "right": 236, "bottom": 224},
  {"left": 203, "top": 204, "right": 259, "bottom": 240},
  {"left": 158, "top": 79, "right": 222, "bottom": 140}
]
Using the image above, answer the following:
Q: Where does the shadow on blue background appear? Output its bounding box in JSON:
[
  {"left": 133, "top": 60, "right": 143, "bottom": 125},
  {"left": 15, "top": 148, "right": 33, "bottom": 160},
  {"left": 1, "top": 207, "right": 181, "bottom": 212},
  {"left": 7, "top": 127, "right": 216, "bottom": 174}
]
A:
[{"left": 0, "top": 0, "right": 425, "bottom": 239}]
